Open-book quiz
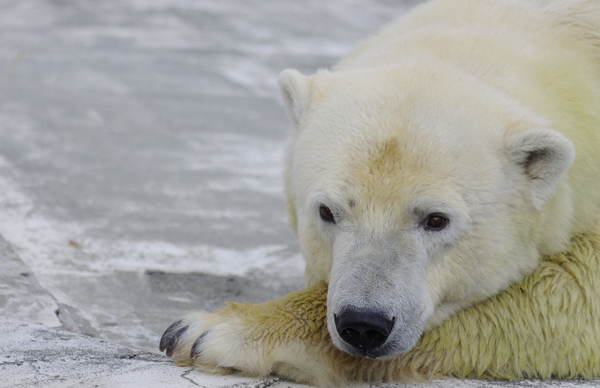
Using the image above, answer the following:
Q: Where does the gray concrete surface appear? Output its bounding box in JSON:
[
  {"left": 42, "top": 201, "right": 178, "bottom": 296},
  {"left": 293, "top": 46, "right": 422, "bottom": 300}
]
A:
[{"left": 1, "top": 0, "right": 599, "bottom": 387}]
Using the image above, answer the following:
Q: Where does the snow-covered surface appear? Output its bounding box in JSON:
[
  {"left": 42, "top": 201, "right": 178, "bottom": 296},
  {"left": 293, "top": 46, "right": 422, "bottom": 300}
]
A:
[{"left": 1, "top": 0, "right": 599, "bottom": 387}]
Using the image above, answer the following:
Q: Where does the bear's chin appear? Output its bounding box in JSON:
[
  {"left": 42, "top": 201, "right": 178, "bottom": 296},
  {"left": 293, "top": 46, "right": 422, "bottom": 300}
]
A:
[{"left": 333, "top": 329, "right": 423, "bottom": 359}]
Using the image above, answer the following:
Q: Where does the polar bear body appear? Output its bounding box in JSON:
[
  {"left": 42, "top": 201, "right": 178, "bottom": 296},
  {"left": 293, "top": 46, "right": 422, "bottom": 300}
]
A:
[
  {"left": 162, "top": 0, "right": 600, "bottom": 384},
  {"left": 279, "top": 0, "right": 600, "bottom": 358}
]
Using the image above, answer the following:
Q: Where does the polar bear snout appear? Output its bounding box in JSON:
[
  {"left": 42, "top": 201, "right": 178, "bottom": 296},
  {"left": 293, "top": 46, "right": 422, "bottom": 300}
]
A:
[{"left": 334, "top": 309, "right": 395, "bottom": 355}]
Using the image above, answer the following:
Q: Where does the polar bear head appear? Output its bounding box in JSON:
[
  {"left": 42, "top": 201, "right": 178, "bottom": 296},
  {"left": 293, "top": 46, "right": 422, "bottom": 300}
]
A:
[{"left": 278, "top": 64, "right": 575, "bottom": 359}]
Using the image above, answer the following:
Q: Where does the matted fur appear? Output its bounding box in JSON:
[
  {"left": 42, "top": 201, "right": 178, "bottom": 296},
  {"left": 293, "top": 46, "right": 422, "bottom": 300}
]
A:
[{"left": 169, "top": 234, "right": 600, "bottom": 386}]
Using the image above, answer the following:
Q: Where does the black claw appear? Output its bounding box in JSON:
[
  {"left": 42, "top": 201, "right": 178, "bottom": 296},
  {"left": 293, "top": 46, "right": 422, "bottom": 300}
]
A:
[
  {"left": 159, "top": 320, "right": 189, "bottom": 357},
  {"left": 166, "top": 326, "right": 190, "bottom": 357},
  {"left": 190, "top": 331, "right": 209, "bottom": 359},
  {"left": 160, "top": 320, "right": 182, "bottom": 352}
]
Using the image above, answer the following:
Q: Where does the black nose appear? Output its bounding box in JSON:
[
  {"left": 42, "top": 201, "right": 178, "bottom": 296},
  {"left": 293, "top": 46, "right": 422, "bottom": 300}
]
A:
[{"left": 334, "top": 309, "right": 395, "bottom": 353}]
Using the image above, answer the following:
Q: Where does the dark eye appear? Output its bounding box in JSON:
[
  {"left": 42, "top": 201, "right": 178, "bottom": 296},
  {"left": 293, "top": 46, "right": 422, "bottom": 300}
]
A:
[
  {"left": 424, "top": 214, "right": 448, "bottom": 231},
  {"left": 319, "top": 205, "right": 336, "bottom": 224}
]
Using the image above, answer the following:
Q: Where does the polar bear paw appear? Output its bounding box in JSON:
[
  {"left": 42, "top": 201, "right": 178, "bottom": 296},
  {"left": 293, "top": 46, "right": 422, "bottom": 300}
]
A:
[
  {"left": 160, "top": 285, "right": 334, "bottom": 384},
  {"left": 160, "top": 311, "right": 272, "bottom": 377}
]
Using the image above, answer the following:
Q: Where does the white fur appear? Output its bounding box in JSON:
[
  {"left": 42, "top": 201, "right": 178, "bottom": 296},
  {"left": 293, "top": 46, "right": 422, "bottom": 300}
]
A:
[
  {"left": 280, "top": 0, "right": 600, "bottom": 358},
  {"left": 169, "top": 0, "right": 600, "bottom": 378},
  {"left": 278, "top": 69, "right": 313, "bottom": 128}
]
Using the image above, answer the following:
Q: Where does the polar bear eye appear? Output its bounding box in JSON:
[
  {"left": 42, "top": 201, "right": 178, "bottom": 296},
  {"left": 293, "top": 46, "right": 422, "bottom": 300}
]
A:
[
  {"left": 424, "top": 214, "right": 448, "bottom": 231},
  {"left": 319, "top": 205, "right": 336, "bottom": 224}
]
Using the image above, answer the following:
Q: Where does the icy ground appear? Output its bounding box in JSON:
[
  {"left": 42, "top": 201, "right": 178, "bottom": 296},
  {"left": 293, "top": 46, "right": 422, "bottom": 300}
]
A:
[{"left": 1, "top": 0, "right": 599, "bottom": 387}]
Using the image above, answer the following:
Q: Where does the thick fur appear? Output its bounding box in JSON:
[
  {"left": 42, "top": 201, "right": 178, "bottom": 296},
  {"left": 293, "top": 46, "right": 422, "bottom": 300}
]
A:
[
  {"left": 168, "top": 234, "right": 600, "bottom": 386},
  {"left": 162, "top": 0, "right": 600, "bottom": 385}
]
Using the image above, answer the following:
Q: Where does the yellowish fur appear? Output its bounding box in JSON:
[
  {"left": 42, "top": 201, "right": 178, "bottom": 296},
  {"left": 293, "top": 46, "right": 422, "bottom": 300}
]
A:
[
  {"left": 172, "top": 234, "right": 600, "bottom": 386},
  {"left": 164, "top": 0, "right": 600, "bottom": 385},
  {"left": 280, "top": 0, "right": 600, "bottom": 328}
]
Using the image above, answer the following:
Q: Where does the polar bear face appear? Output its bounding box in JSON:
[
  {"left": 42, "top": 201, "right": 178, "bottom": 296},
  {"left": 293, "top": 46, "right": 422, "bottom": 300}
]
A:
[{"left": 279, "top": 64, "right": 575, "bottom": 358}]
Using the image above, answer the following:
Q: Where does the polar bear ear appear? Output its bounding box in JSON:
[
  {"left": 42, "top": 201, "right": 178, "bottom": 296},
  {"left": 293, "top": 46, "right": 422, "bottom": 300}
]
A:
[
  {"left": 505, "top": 128, "right": 575, "bottom": 209},
  {"left": 278, "top": 69, "right": 313, "bottom": 128}
]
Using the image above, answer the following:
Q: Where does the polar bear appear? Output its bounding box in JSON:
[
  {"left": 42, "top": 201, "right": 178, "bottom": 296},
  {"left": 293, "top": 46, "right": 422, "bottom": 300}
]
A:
[{"left": 161, "top": 0, "right": 600, "bottom": 386}]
